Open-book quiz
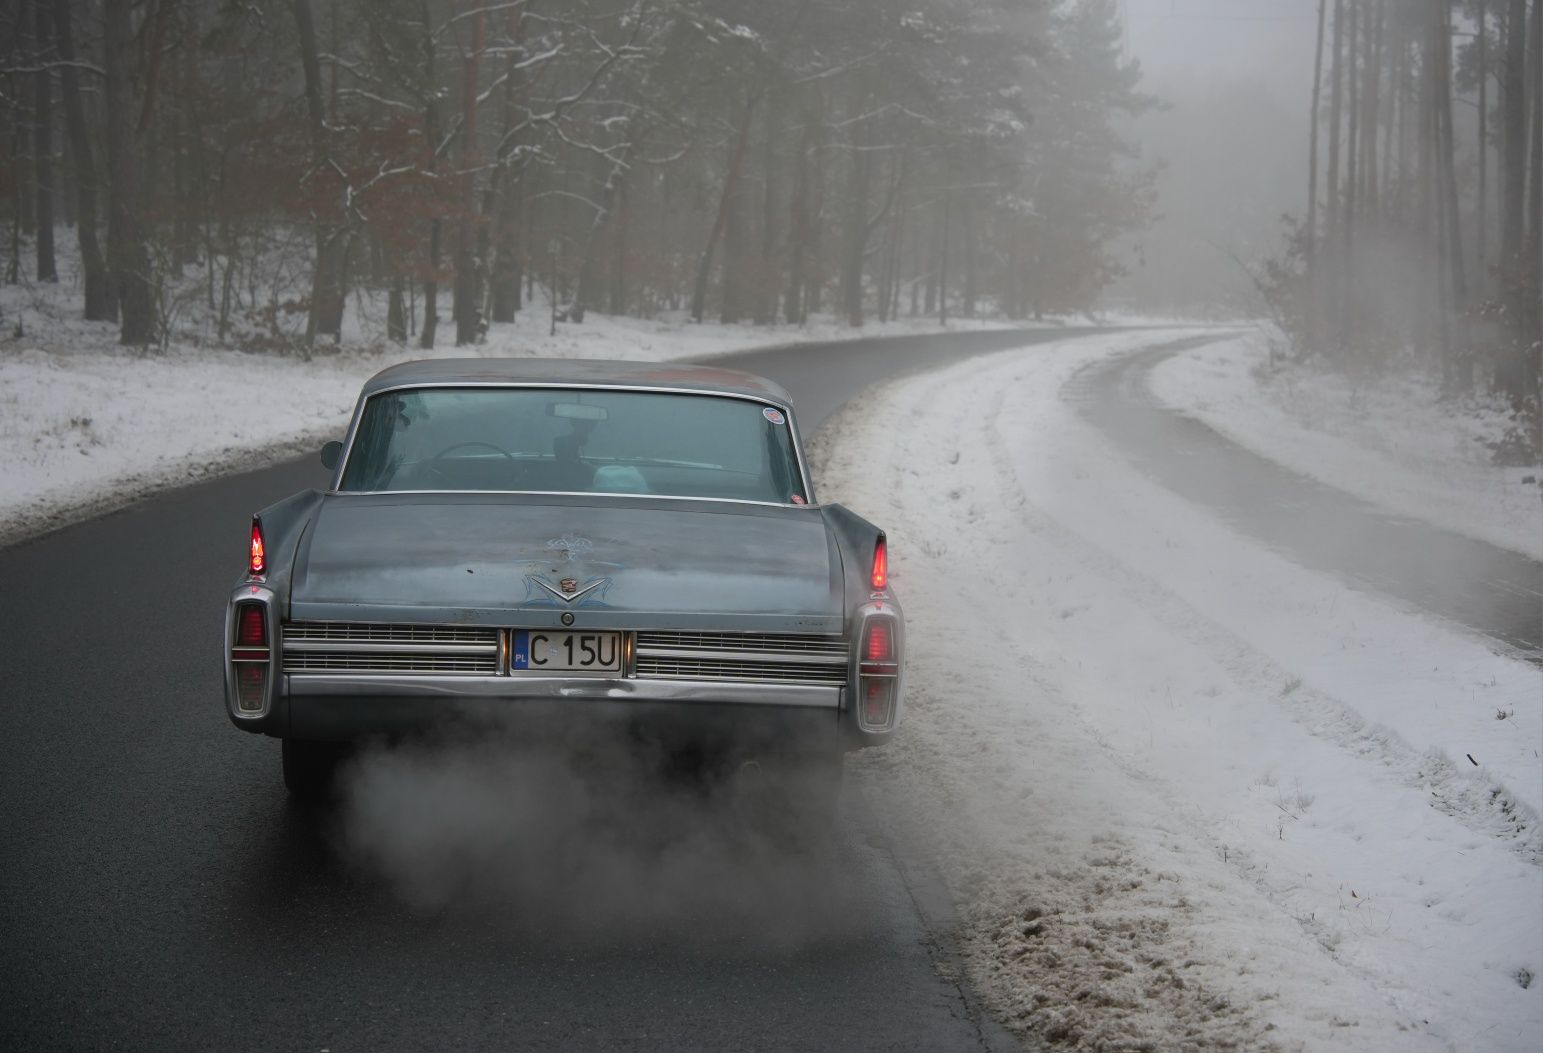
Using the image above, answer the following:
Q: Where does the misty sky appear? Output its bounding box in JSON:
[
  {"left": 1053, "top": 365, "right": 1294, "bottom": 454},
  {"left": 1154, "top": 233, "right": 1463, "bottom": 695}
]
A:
[
  {"left": 1122, "top": 0, "right": 1320, "bottom": 99},
  {"left": 1111, "top": 0, "right": 1322, "bottom": 310}
]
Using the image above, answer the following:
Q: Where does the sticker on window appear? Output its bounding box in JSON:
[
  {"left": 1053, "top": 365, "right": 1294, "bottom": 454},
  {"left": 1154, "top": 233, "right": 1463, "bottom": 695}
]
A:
[
  {"left": 762, "top": 407, "right": 786, "bottom": 425},
  {"left": 790, "top": 494, "right": 806, "bottom": 505}
]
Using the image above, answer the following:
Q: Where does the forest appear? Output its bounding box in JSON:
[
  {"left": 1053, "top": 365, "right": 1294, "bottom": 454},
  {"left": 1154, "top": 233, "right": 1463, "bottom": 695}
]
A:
[
  {"left": 1276, "top": 0, "right": 1541, "bottom": 449},
  {"left": 0, "top": 0, "right": 1154, "bottom": 351}
]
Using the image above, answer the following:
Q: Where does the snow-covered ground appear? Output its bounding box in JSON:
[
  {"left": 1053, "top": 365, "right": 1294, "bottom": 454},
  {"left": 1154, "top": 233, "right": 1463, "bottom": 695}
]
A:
[
  {"left": 1149, "top": 331, "right": 1542, "bottom": 560},
  {"left": 810, "top": 331, "right": 1541, "bottom": 1051},
  {"left": 0, "top": 269, "right": 1016, "bottom": 545}
]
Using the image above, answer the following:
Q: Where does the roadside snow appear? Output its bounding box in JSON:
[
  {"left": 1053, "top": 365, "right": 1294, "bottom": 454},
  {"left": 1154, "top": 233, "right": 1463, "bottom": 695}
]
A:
[
  {"left": 811, "top": 331, "right": 1541, "bottom": 1052},
  {"left": 1149, "top": 331, "right": 1543, "bottom": 561},
  {"left": 0, "top": 273, "right": 1016, "bottom": 545}
]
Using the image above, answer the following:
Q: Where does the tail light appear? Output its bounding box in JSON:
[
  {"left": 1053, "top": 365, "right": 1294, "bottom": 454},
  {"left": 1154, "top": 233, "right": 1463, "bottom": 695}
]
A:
[
  {"left": 865, "top": 622, "right": 892, "bottom": 662},
  {"left": 231, "top": 601, "right": 271, "bottom": 714},
  {"left": 249, "top": 518, "right": 266, "bottom": 577},
  {"left": 870, "top": 535, "right": 888, "bottom": 590},
  {"left": 856, "top": 611, "right": 900, "bottom": 732}
]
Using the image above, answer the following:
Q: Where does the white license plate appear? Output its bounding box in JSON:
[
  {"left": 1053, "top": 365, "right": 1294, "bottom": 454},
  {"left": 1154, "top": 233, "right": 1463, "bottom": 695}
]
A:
[{"left": 511, "top": 630, "right": 622, "bottom": 673}]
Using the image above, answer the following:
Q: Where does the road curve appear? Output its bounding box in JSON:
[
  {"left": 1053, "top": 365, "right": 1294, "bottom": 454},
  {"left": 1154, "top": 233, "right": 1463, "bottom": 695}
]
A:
[
  {"left": 1068, "top": 337, "right": 1543, "bottom": 662},
  {"left": 0, "top": 326, "right": 1104, "bottom": 1053}
]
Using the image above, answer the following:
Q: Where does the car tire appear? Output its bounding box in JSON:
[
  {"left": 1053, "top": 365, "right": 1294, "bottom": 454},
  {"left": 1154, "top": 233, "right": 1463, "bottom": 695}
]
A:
[{"left": 282, "top": 738, "right": 342, "bottom": 802}]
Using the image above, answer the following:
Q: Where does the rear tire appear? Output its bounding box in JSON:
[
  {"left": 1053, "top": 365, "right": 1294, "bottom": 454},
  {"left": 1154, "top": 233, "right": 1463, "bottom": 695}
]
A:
[{"left": 282, "top": 739, "right": 343, "bottom": 802}]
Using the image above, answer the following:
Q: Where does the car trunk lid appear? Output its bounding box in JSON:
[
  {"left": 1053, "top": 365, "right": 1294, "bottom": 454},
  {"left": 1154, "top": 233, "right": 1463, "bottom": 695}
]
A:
[{"left": 288, "top": 493, "right": 843, "bottom": 632}]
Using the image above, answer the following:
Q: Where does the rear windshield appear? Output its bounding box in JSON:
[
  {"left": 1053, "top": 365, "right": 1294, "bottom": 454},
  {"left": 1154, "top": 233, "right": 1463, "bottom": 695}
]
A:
[{"left": 338, "top": 387, "right": 807, "bottom": 505}]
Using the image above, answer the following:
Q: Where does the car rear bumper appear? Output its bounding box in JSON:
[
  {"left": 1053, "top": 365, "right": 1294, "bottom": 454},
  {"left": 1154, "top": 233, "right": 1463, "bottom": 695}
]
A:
[{"left": 234, "top": 675, "right": 849, "bottom": 751}]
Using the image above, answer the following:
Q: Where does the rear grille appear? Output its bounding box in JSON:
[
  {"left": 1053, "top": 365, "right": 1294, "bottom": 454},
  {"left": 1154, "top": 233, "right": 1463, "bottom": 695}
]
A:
[
  {"left": 279, "top": 624, "right": 848, "bottom": 684},
  {"left": 281, "top": 622, "right": 499, "bottom": 676},
  {"left": 282, "top": 623, "right": 494, "bottom": 645},
  {"left": 634, "top": 630, "right": 848, "bottom": 687},
  {"left": 635, "top": 630, "right": 848, "bottom": 656},
  {"left": 634, "top": 655, "right": 848, "bottom": 686}
]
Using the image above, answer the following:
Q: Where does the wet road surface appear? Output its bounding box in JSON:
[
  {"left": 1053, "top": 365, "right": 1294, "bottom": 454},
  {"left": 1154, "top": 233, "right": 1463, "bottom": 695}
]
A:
[{"left": 1, "top": 326, "right": 1102, "bottom": 1053}]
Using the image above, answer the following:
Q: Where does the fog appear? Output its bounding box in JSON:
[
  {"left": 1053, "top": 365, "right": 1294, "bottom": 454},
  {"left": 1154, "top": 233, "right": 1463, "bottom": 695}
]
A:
[{"left": 1109, "top": 0, "right": 1320, "bottom": 312}]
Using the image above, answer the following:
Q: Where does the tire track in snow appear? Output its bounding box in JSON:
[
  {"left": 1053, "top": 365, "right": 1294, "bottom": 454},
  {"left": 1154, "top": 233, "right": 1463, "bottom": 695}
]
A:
[
  {"left": 1066, "top": 341, "right": 1543, "bottom": 663},
  {"left": 987, "top": 344, "right": 1541, "bottom": 864}
]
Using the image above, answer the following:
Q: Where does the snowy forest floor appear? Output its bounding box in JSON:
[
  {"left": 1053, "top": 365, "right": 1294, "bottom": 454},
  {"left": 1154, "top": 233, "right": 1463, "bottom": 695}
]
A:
[{"left": 810, "top": 331, "right": 1540, "bottom": 1052}]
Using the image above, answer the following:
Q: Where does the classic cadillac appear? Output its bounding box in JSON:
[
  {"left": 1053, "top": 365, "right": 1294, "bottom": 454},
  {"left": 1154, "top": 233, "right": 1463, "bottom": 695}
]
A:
[{"left": 224, "top": 358, "right": 904, "bottom": 800}]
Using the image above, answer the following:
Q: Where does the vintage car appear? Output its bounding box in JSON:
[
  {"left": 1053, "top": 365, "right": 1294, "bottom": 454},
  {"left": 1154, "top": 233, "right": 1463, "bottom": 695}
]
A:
[{"left": 224, "top": 358, "right": 904, "bottom": 801}]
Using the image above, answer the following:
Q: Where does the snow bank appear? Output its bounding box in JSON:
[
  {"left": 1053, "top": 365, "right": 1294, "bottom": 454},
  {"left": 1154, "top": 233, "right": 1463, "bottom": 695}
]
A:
[
  {"left": 1149, "top": 331, "right": 1543, "bottom": 561},
  {"left": 811, "top": 331, "right": 1541, "bottom": 1051}
]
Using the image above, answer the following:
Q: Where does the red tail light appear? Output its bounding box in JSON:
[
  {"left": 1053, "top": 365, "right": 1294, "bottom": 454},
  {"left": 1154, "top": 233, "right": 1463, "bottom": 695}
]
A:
[
  {"left": 866, "top": 623, "right": 892, "bottom": 662},
  {"left": 237, "top": 605, "right": 267, "bottom": 648},
  {"left": 249, "top": 518, "right": 266, "bottom": 576},
  {"left": 231, "top": 601, "right": 271, "bottom": 715},
  {"left": 870, "top": 536, "right": 888, "bottom": 590}
]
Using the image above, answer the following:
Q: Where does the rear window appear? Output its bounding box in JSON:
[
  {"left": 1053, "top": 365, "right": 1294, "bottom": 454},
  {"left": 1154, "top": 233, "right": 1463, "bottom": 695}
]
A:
[{"left": 339, "top": 387, "right": 807, "bottom": 504}]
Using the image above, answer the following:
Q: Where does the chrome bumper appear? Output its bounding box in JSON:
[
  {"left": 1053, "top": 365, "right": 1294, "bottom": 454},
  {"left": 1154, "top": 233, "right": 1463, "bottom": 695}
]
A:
[{"left": 271, "top": 675, "right": 845, "bottom": 748}]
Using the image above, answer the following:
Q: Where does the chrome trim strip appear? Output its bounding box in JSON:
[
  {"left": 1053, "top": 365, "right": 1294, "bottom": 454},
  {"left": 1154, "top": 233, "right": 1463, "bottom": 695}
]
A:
[
  {"left": 633, "top": 646, "right": 847, "bottom": 665},
  {"left": 282, "top": 639, "right": 498, "bottom": 655},
  {"left": 284, "top": 675, "right": 841, "bottom": 709},
  {"left": 324, "top": 489, "right": 813, "bottom": 510}
]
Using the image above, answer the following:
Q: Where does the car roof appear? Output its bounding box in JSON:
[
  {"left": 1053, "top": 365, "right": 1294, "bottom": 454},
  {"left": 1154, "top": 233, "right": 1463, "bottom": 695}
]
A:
[{"left": 360, "top": 357, "right": 794, "bottom": 407}]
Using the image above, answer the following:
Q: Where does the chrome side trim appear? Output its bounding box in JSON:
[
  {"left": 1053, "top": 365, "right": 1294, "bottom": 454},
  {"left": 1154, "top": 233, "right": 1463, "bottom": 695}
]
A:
[{"left": 284, "top": 675, "right": 841, "bottom": 709}]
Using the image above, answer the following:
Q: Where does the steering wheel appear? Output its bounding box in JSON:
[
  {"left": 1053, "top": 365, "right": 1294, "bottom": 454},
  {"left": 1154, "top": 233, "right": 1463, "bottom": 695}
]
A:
[
  {"left": 426, "top": 441, "right": 519, "bottom": 484},
  {"left": 430, "top": 440, "right": 517, "bottom": 464}
]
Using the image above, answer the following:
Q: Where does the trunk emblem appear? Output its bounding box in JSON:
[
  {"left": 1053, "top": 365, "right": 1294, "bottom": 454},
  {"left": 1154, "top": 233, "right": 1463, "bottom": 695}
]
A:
[{"left": 559, "top": 578, "right": 578, "bottom": 594}]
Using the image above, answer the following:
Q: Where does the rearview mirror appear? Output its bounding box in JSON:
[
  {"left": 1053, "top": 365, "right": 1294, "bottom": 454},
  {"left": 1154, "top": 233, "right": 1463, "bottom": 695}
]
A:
[
  {"left": 319, "top": 440, "right": 343, "bottom": 470},
  {"left": 549, "top": 403, "right": 608, "bottom": 422}
]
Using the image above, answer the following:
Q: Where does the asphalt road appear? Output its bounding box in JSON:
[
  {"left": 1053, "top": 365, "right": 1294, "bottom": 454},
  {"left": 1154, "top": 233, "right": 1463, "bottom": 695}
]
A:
[
  {"left": 1070, "top": 337, "right": 1543, "bottom": 662},
  {"left": 0, "top": 326, "right": 1095, "bottom": 1053}
]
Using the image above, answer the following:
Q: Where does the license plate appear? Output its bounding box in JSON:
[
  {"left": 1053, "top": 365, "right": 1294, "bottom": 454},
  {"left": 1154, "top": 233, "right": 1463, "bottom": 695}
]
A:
[{"left": 511, "top": 630, "right": 623, "bottom": 673}]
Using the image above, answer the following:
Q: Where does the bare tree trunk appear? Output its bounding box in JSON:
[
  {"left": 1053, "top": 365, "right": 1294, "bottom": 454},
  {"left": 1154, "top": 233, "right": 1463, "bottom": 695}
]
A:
[
  {"left": 292, "top": 0, "right": 343, "bottom": 344},
  {"left": 453, "top": 7, "right": 484, "bottom": 346},
  {"left": 1327, "top": 0, "right": 1346, "bottom": 239},
  {"left": 608, "top": 175, "right": 627, "bottom": 315},
  {"left": 1478, "top": 0, "right": 1491, "bottom": 283},
  {"left": 31, "top": 0, "right": 55, "bottom": 282},
  {"left": 783, "top": 117, "right": 812, "bottom": 324},
  {"left": 419, "top": 1, "right": 442, "bottom": 350},
  {"left": 1434, "top": 0, "right": 1471, "bottom": 390},
  {"left": 486, "top": 5, "right": 525, "bottom": 324},
  {"left": 575, "top": 146, "right": 632, "bottom": 317},
  {"left": 755, "top": 98, "right": 780, "bottom": 326},
  {"left": 1308, "top": 0, "right": 1327, "bottom": 263},
  {"left": 839, "top": 131, "right": 871, "bottom": 328},
  {"left": 52, "top": 0, "right": 111, "bottom": 318},
  {"left": 104, "top": 0, "right": 154, "bottom": 345},
  {"left": 692, "top": 94, "right": 759, "bottom": 323},
  {"left": 1502, "top": 0, "right": 1528, "bottom": 267},
  {"left": 1341, "top": 0, "right": 1361, "bottom": 350}
]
